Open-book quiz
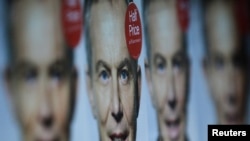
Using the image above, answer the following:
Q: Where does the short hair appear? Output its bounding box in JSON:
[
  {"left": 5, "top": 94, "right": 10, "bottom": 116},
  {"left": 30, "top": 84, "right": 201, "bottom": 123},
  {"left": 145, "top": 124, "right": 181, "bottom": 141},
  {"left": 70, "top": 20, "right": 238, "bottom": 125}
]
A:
[
  {"left": 142, "top": 0, "right": 188, "bottom": 62},
  {"left": 5, "top": 0, "right": 74, "bottom": 67}
]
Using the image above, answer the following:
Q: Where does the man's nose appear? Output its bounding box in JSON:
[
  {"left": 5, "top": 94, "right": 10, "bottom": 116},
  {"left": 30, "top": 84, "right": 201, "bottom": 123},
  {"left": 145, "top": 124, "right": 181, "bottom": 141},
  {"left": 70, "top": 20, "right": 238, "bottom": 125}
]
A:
[
  {"left": 226, "top": 65, "right": 237, "bottom": 106},
  {"left": 228, "top": 93, "right": 237, "bottom": 106},
  {"left": 112, "top": 109, "right": 123, "bottom": 123},
  {"left": 111, "top": 79, "right": 123, "bottom": 123},
  {"left": 39, "top": 101, "right": 54, "bottom": 129},
  {"left": 167, "top": 73, "right": 177, "bottom": 110},
  {"left": 38, "top": 78, "right": 54, "bottom": 129},
  {"left": 227, "top": 81, "right": 237, "bottom": 107}
]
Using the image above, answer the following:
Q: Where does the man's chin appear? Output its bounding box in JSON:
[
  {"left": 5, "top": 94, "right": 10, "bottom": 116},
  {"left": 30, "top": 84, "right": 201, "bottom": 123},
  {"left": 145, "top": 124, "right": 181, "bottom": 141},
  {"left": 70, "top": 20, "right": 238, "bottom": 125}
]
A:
[
  {"left": 221, "top": 114, "right": 244, "bottom": 125},
  {"left": 34, "top": 135, "right": 60, "bottom": 141},
  {"left": 24, "top": 132, "right": 66, "bottom": 141},
  {"left": 218, "top": 110, "right": 244, "bottom": 125}
]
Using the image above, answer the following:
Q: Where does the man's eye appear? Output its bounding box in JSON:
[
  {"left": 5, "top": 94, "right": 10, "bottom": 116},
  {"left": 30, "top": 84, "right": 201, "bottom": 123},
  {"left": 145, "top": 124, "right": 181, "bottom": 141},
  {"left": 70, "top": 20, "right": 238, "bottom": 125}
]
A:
[
  {"left": 99, "top": 70, "right": 110, "bottom": 83},
  {"left": 173, "top": 58, "right": 185, "bottom": 70},
  {"left": 120, "top": 69, "right": 129, "bottom": 84},
  {"left": 214, "top": 57, "right": 224, "bottom": 69},
  {"left": 156, "top": 62, "right": 166, "bottom": 72},
  {"left": 50, "top": 68, "right": 64, "bottom": 81},
  {"left": 23, "top": 69, "right": 37, "bottom": 82}
]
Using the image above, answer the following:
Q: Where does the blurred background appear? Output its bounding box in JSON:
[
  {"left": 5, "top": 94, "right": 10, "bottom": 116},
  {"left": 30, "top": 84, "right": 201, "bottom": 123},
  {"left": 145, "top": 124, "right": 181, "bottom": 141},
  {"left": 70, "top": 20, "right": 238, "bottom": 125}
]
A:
[{"left": 0, "top": 0, "right": 249, "bottom": 141}]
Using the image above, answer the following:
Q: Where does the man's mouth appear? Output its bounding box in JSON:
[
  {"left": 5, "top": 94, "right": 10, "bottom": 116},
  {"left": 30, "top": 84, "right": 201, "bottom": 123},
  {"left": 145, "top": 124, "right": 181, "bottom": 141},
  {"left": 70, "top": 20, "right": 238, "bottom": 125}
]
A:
[
  {"left": 35, "top": 133, "right": 59, "bottom": 141},
  {"left": 225, "top": 112, "right": 241, "bottom": 125},
  {"left": 36, "top": 138, "right": 58, "bottom": 141},
  {"left": 165, "top": 117, "right": 181, "bottom": 141},
  {"left": 109, "top": 132, "right": 128, "bottom": 141}
]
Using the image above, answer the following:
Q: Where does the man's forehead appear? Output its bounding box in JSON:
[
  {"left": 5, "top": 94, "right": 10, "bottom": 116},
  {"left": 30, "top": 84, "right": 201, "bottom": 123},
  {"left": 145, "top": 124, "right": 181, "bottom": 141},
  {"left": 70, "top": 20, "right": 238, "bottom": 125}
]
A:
[
  {"left": 89, "top": 0, "right": 127, "bottom": 31},
  {"left": 89, "top": 1, "right": 129, "bottom": 66},
  {"left": 12, "top": 1, "right": 62, "bottom": 37},
  {"left": 11, "top": 0, "right": 66, "bottom": 64},
  {"left": 147, "top": 0, "right": 179, "bottom": 34},
  {"left": 90, "top": 4, "right": 124, "bottom": 46},
  {"left": 147, "top": 1, "right": 183, "bottom": 57},
  {"left": 90, "top": 0, "right": 127, "bottom": 18},
  {"left": 206, "top": 1, "right": 239, "bottom": 55}
]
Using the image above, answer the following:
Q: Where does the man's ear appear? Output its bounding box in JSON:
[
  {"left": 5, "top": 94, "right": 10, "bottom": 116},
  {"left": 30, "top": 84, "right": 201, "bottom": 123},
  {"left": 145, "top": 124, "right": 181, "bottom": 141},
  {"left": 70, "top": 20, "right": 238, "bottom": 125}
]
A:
[
  {"left": 135, "top": 65, "right": 141, "bottom": 118},
  {"left": 203, "top": 56, "right": 209, "bottom": 79},
  {"left": 86, "top": 69, "right": 97, "bottom": 119},
  {"left": 72, "top": 67, "right": 78, "bottom": 93},
  {"left": 144, "top": 59, "right": 157, "bottom": 108},
  {"left": 4, "top": 66, "right": 12, "bottom": 95},
  {"left": 69, "top": 66, "right": 78, "bottom": 122}
]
